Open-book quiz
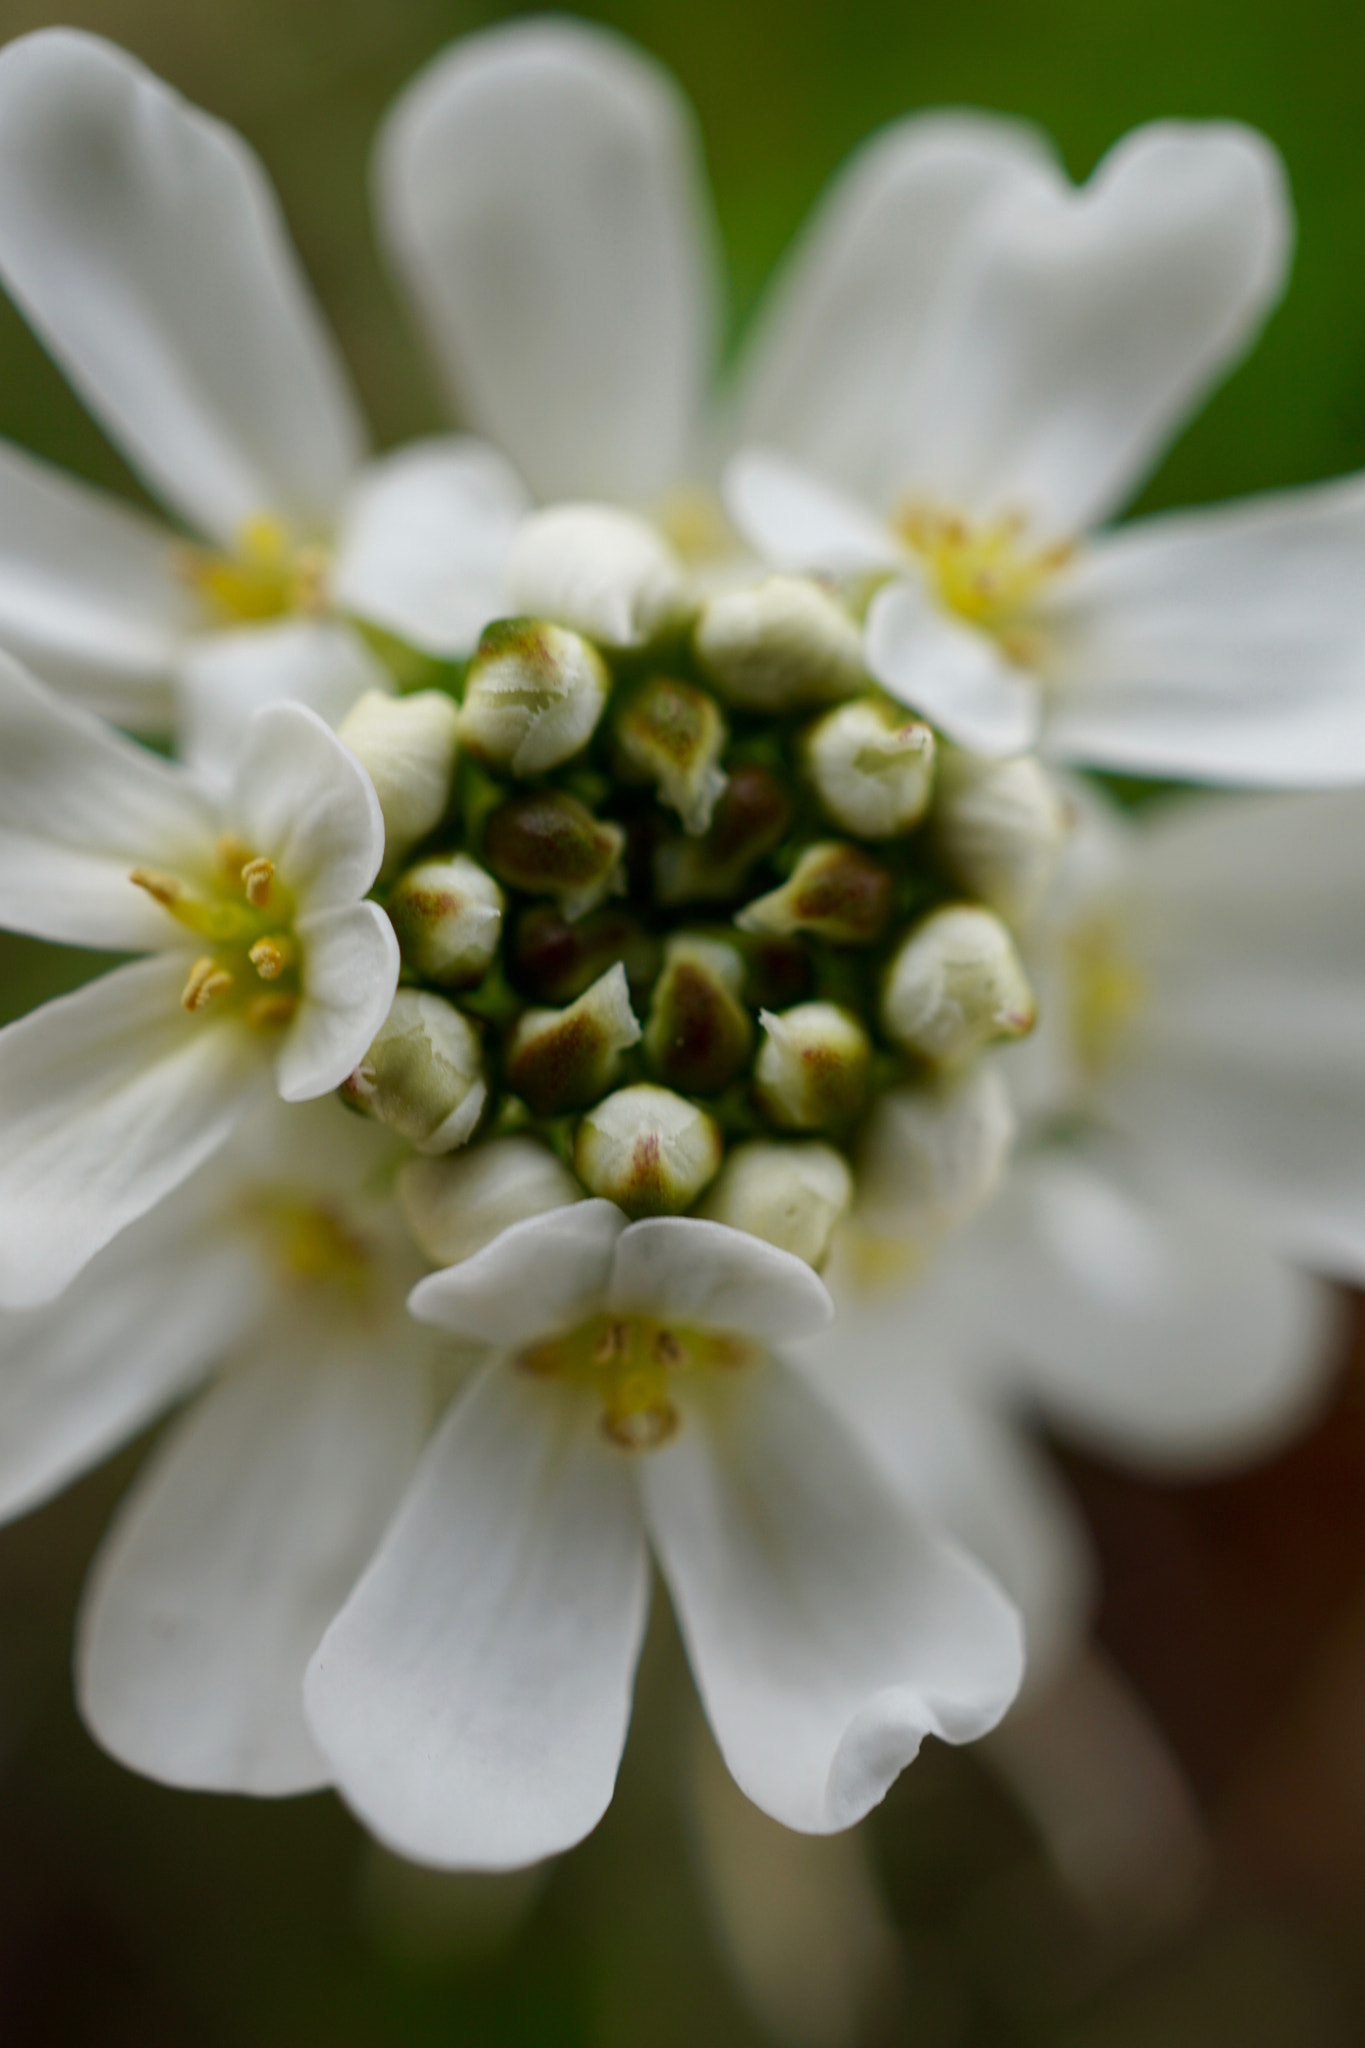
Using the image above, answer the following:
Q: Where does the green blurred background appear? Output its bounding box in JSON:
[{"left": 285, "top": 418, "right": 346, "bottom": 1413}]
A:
[{"left": 4, "top": 0, "right": 1365, "bottom": 2041}]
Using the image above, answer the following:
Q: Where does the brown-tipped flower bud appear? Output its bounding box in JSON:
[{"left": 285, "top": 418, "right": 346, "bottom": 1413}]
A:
[
  {"left": 933, "top": 750, "right": 1069, "bottom": 922},
  {"left": 508, "top": 904, "right": 660, "bottom": 1007},
  {"left": 505, "top": 963, "right": 642, "bottom": 1116},
  {"left": 694, "top": 575, "right": 865, "bottom": 709},
  {"left": 386, "top": 854, "right": 504, "bottom": 988},
  {"left": 805, "top": 696, "right": 935, "bottom": 839},
  {"left": 614, "top": 674, "right": 728, "bottom": 834},
  {"left": 753, "top": 1002, "right": 871, "bottom": 1130},
  {"left": 398, "top": 1137, "right": 581, "bottom": 1267},
  {"left": 855, "top": 1067, "right": 1016, "bottom": 1240},
  {"left": 643, "top": 934, "right": 753, "bottom": 1096},
  {"left": 504, "top": 503, "right": 693, "bottom": 648},
  {"left": 458, "top": 618, "right": 610, "bottom": 776},
  {"left": 881, "top": 905, "right": 1035, "bottom": 1064},
  {"left": 482, "top": 790, "right": 625, "bottom": 920},
  {"left": 337, "top": 688, "right": 460, "bottom": 871},
  {"left": 699, "top": 1139, "right": 853, "bottom": 1268},
  {"left": 574, "top": 1084, "right": 722, "bottom": 1216},
  {"left": 339, "top": 990, "right": 485, "bottom": 1153},
  {"left": 736, "top": 841, "right": 893, "bottom": 947},
  {"left": 653, "top": 764, "right": 793, "bottom": 906}
]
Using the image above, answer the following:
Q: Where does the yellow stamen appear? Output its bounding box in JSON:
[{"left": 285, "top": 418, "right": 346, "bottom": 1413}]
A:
[
  {"left": 514, "top": 1310, "right": 756, "bottom": 1452},
  {"left": 181, "top": 957, "right": 235, "bottom": 1012},
  {"left": 1067, "top": 919, "right": 1147, "bottom": 1076},
  {"left": 894, "top": 502, "right": 1074, "bottom": 646},
  {"left": 129, "top": 866, "right": 185, "bottom": 909},
  {"left": 243, "top": 991, "right": 299, "bottom": 1031},
  {"left": 241, "top": 857, "right": 275, "bottom": 907},
  {"left": 176, "top": 514, "right": 331, "bottom": 626},
  {"left": 248, "top": 934, "right": 293, "bottom": 981}
]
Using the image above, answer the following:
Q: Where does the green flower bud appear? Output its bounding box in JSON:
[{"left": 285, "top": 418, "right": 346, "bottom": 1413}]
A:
[
  {"left": 614, "top": 674, "right": 728, "bottom": 834},
  {"left": 504, "top": 503, "right": 693, "bottom": 648},
  {"left": 397, "top": 1137, "right": 581, "bottom": 1267},
  {"left": 736, "top": 841, "right": 893, "bottom": 947},
  {"left": 694, "top": 575, "right": 865, "bottom": 709},
  {"left": 934, "top": 751, "right": 1069, "bottom": 922},
  {"left": 574, "top": 1084, "right": 722, "bottom": 1216},
  {"left": 337, "top": 689, "right": 460, "bottom": 872},
  {"left": 340, "top": 990, "right": 485, "bottom": 1153},
  {"left": 654, "top": 763, "right": 793, "bottom": 906},
  {"left": 881, "top": 905, "right": 1036, "bottom": 1064},
  {"left": 804, "top": 696, "right": 935, "bottom": 839},
  {"left": 459, "top": 618, "right": 610, "bottom": 776},
  {"left": 699, "top": 1139, "right": 853, "bottom": 1267},
  {"left": 643, "top": 934, "right": 754, "bottom": 1095},
  {"left": 753, "top": 1002, "right": 871, "bottom": 1129},
  {"left": 508, "top": 904, "right": 660, "bottom": 1007},
  {"left": 386, "top": 854, "right": 504, "bottom": 989},
  {"left": 483, "top": 790, "right": 626, "bottom": 920},
  {"left": 505, "top": 963, "right": 643, "bottom": 1116}
]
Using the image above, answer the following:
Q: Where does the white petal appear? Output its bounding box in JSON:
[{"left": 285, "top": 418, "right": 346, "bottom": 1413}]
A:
[
  {"left": 1099, "top": 789, "right": 1365, "bottom": 1281},
  {"left": 607, "top": 1216, "right": 833, "bottom": 1345},
  {"left": 641, "top": 1361, "right": 1023, "bottom": 1833},
  {"left": 407, "top": 1201, "right": 623, "bottom": 1348},
  {"left": 228, "top": 700, "right": 385, "bottom": 910},
  {"left": 724, "top": 448, "right": 899, "bottom": 574},
  {"left": 305, "top": 1363, "right": 649, "bottom": 1869},
  {"left": 0, "top": 954, "right": 265, "bottom": 1307},
  {"left": 734, "top": 113, "right": 1055, "bottom": 508},
  {"left": 0, "top": 649, "right": 219, "bottom": 948},
  {"left": 864, "top": 577, "right": 1041, "bottom": 753},
  {"left": 1039, "top": 473, "right": 1365, "bottom": 783},
  {"left": 0, "top": 32, "right": 363, "bottom": 543},
  {"left": 277, "top": 901, "right": 399, "bottom": 1102},
  {"left": 331, "top": 437, "right": 529, "bottom": 656},
  {"left": 905, "top": 122, "right": 1291, "bottom": 533},
  {"left": 78, "top": 1337, "right": 429, "bottom": 1795},
  {"left": 972, "top": 1152, "right": 1341, "bottom": 1472},
  {"left": 179, "top": 619, "right": 391, "bottom": 789},
  {"left": 375, "top": 17, "right": 718, "bottom": 505},
  {"left": 0, "top": 1203, "right": 262, "bottom": 1523},
  {"left": 0, "top": 438, "right": 193, "bottom": 726}
]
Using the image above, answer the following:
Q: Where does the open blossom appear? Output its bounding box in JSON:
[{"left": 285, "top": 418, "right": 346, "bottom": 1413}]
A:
[
  {"left": 305, "top": 1201, "right": 1023, "bottom": 1869},
  {"left": 0, "top": 654, "right": 398, "bottom": 1304},
  {"left": 0, "top": 30, "right": 526, "bottom": 751}
]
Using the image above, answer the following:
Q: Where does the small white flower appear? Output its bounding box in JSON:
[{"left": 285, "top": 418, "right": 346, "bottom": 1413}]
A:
[
  {"left": 0, "top": 653, "right": 398, "bottom": 1304},
  {"left": 0, "top": 30, "right": 526, "bottom": 754},
  {"left": 304, "top": 1201, "right": 1024, "bottom": 1869}
]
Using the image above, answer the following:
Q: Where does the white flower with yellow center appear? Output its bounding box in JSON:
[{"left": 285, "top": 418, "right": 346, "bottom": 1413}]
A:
[
  {"left": 0, "top": 30, "right": 526, "bottom": 750},
  {"left": 303, "top": 1199, "right": 1023, "bottom": 1870},
  {"left": 0, "top": 652, "right": 398, "bottom": 1304},
  {"left": 727, "top": 120, "right": 1365, "bottom": 778}
]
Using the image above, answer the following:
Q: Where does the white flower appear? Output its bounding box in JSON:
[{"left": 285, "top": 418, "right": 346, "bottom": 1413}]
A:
[
  {"left": 303, "top": 1200, "right": 1024, "bottom": 1869},
  {"left": 0, "top": 1098, "right": 436, "bottom": 1796},
  {"left": 725, "top": 123, "right": 1365, "bottom": 781},
  {"left": 0, "top": 653, "right": 398, "bottom": 1304},
  {"left": 0, "top": 30, "right": 526, "bottom": 752}
]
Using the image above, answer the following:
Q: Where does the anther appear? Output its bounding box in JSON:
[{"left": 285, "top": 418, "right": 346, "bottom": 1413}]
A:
[
  {"left": 240, "top": 857, "right": 274, "bottom": 907},
  {"left": 248, "top": 935, "right": 293, "bottom": 981},
  {"left": 129, "top": 866, "right": 185, "bottom": 908},
  {"left": 244, "top": 992, "right": 299, "bottom": 1031},
  {"left": 181, "top": 957, "right": 234, "bottom": 1012}
]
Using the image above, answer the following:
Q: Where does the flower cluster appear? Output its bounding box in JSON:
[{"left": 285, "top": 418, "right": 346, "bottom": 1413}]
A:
[{"left": 1, "top": 15, "right": 1364, "bottom": 1891}]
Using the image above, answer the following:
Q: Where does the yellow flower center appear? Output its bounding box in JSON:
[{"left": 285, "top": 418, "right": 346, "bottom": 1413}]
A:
[
  {"left": 254, "top": 1193, "right": 376, "bottom": 1301},
  {"left": 893, "top": 503, "right": 1074, "bottom": 661},
  {"left": 514, "top": 1310, "right": 757, "bottom": 1451},
  {"left": 1066, "top": 917, "right": 1147, "bottom": 1076},
  {"left": 130, "top": 836, "right": 302, "bottom": 1032},
  {"left": 177, "top": 514, "right": 329, "bottom": 625}
]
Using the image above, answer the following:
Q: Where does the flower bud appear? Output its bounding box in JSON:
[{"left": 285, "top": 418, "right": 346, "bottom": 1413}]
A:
[
  {"left": 933, "top": 751, "right": 1069, "bottom": 922},
  {"left": 737, "top": 841, "right": 892, "bottom": 947},
  {"left": 699, "top": 1139, "right": 853, "bottom": 1267},
  {"left": 508, "top": 904, "right": 659, "bottom": 1007},
  {"left": 574, "top": 1084, "right": 722, "bottom": 1216},
  {"left": 654, "top": 763, "right": 793, "bottom": 906},
  {"left": 397, "top": 1136, "right": 581, "bottom": 1267},
  {"left": 505, "top": 963, "right": 642, "bottom": 1116},
  {"left": 753, "top": 1002, "right": 871, "bottom": 1129},
  {"left": 804, "top": 696, "right": 935, "bottom": 839},
  {"left": 482, "top": 790, "right": 625, "bottom": 920},
  {"left": 386, "top": 854, "right": 504, "bottom": 988},
  {"left": 337, "top": 689, "right": 460, "bottom": 871},
  {"left": 643, "top": 935, "right": 753, "bottom": 1095},
  {"left": 340, "top": 990, "right": 486, "bottom": 1153},
  {"left": 881, "top": 905, "right": 1035, "bottom": 1064},
  {"left": 504, "top": 503, "right": 693, "bottom": 648},
  {"left": 614, "top": 674, "right": 728, "bottom": 834},
  {"left": 694, "top": 575, "right": 865, "bottom": 709},
  {"left": 855, "top": 1067, "right": 1016, "bottom": 1239},
  {"left": 458, "top": 618, "right": 609, "bottom": 776}
]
